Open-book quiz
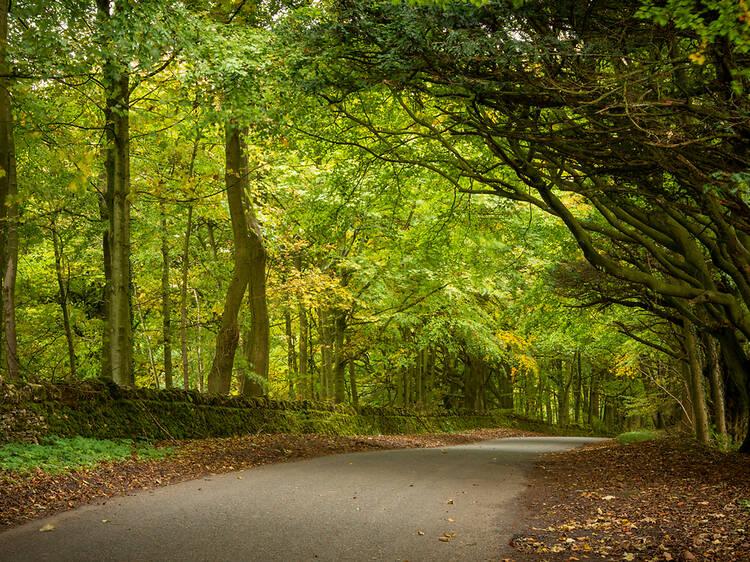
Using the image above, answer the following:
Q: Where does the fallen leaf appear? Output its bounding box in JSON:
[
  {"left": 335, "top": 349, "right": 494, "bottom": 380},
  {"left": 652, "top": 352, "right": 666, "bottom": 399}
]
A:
[
  {"left": 446, "top": 499, "right": 454, "bottom": 504},
  {"left": 602, "top": 495, "right": 616, "bottom": 501},
  {"left": 417, "top": 531, "right": 424, "bottom": 536},
  {"left": 39, "top": 524, "right": 55, "bottom": 532},
  {"left": 448, "top": 518, "right": 455, "bottom": 522},
  {"left": 102, "top": 519, "right": 111, "bottom": 523},
  {"left": 439, "top": 537, "right": 450, "bottom": 542}
]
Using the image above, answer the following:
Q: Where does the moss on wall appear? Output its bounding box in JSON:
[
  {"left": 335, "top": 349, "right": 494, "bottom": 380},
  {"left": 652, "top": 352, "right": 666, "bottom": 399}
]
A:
[{"left": 0, "top": 379, "right": 600, "bottom": 443}]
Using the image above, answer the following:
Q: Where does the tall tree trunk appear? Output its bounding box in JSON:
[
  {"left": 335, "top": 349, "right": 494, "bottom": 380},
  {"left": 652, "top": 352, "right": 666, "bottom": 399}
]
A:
[
  {"left": 538, "top": 375, "right": 546, "bottom": 421},
  {"left": 284, "top": 308, "right": 297, "bottom": 397},
  {"left": 588, "top": 371, "right": 599, "bottom": 425},
  {"left": 0, "top": 0, "right": 8, "bottom": 379},
  {"left": 241, "top": 198, "right": 269, "bottom": 397},
  {"left": 683, "top": 318, "right": 710, "bottom": 445},
  {"left": 98, "top": 167, "right": 112, "bottom": 379},
  {"left": 333, "top": 311, "right": 346, "bottom": 403},
  {"left": 298, "top": 301, "right": 308, "bottom": 400},
  {"left": 319, "top": 308, "right": 332, "bottom": 399},
  {"left": 207, "top": 123, "right": 251, "bottom": 394},
  {"left": 415, "top": 350, "right": 423, "bottom": 408},
  {"left": 160, "top": 206, "right": 173, "bottom": 388},
  {"left": 0, "top": 0, "right": 17, "bottom": 380},
  {"left": 1, "top": 99, "right": 17, "bottom": 380},
  {"left": 423, "top": 347, "right": 434, "bottom": 409},
  {"left": 347, "top": 335, "right": 358, "bottom": 407},
  {"left": 404, "top": 364, "right": 412, "bottom": 407},
  {"left": 179, "top": 205, "right": 192, "bottom": 389},
  {"left": 52, "top": 228, "right": 77, "bottom": 381},
  {"left": 574, "top": 350, "right": 583, "bottom": 424},
  {"left": 98, "top": 0, "right": 132, "bottom": 386},
  {"left": 192, "top": 287, "right": 203, "bottom": 393},
  {"left": 557, "top": 358, "right": 573, "bottom": 427}
]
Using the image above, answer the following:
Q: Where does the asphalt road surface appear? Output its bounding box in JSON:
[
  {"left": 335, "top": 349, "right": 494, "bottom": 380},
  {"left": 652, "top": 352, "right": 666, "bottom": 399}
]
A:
[{"left": 0, "top": 436, "right": 606, "bottom": 561}]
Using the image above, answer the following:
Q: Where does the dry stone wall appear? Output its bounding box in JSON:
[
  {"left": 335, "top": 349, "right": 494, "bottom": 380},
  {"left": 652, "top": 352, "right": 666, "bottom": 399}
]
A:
[{"left": 0, "top": 379, "right": 595, "bottom": 443}]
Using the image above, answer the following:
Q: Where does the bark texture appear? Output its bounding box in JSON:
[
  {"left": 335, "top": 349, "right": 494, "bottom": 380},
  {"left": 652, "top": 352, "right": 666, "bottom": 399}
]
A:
[
  {"left": 207, "top": 123, "right": 251, "bottom": 394},
  {"left": 161, "top": 208, "right": 173, "bottom": 388},
  {"left": 0, "top": 0, "right": 18, "bottom": 380}
]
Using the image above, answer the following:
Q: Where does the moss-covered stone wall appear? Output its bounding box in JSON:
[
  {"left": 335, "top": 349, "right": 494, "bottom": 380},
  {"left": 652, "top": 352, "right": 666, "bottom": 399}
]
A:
[{"left": 0, "top": 379, "right": 599, "bottom": 443}]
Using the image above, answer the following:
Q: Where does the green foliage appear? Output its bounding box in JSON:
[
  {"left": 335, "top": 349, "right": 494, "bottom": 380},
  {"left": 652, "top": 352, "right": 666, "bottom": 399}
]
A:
[
  {"left": 637, "top": 0, "right": 750, "bottom": 54},
  {"left": 615, "top": 431, "right": 657, "bottom": 445},
  {"left": 0, "top": 436, "right": 173, "bottom": 475},
  {"left": 2, "top": 0, "right": 723, "bottom": 445}
]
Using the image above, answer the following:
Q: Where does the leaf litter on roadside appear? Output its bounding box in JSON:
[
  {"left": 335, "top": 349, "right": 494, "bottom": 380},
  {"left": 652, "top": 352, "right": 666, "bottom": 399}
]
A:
[{"left": 511, "top": 438, "right": 750, "bottom": 561}]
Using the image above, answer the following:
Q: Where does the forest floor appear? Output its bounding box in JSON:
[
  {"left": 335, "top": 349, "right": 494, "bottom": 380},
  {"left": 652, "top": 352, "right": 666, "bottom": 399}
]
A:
[
  {"left": 511, "top": 438, "right": 750, "bottom": 561},
  {"left": 0, "top": 427, "right": 537, "bottom": 530}
]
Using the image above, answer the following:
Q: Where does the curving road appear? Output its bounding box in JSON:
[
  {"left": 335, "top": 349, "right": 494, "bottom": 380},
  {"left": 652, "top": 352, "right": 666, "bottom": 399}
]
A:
[{"left": 0, "top": 436, "right": 605, "bottom": 561}]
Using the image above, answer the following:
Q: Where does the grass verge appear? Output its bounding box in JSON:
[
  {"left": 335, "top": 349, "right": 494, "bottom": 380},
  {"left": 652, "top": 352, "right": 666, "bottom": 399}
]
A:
[
  {"left": 615, "top": 430, "right": 657, "bottom": 444},
  {"left": 0, "top": 436, "right": 174, "bottom": 474}
]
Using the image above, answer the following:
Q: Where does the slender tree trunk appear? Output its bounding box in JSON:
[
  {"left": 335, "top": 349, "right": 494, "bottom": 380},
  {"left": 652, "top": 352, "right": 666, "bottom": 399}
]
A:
[
  {"left": 2, "top": 105, "right": 17, "bottom": 380},
  {"left": 396, "top": 368, "right": 404, "bottom": 406},
  {"left": 160, "top": 206, "right": 173, "bottom": 388},
  {"left": 333, "top": 311, "right": 346, "bottom": 403},
  {"left": 192, "top": 287, "right": 203, "bottom": 393},
  {"left": 0, "top": 0, "right": 8, "bottom": 379},
  {"left": 347, "top": 335, "right": 358, "bottom": 407},
  {"left": 557, "top": 358, "right": 573, "bottom": 427},
  {"left": 207, "top": 123, "right": 251, "bottom": 394},
  {"left": 574, "top": 350, "right": 582, "bottom": 424},
  {"left": 683, "top": 319, "right": 710, "bottom": 444},
  {"left": 135, "top": 289, "right": 159, "bottom": 389},
  {"left": 98, "top": 168, "right": 112, "bottom": 379},
  {"left": 423, "top": 347, "right": 434, "bottom": 409},
  {"left": 538, "top": 375, "right": 546, "bottom": 421},
  {"left": 588, "top": 371, "right": 599, "bottom": 425},
  {"left": 284, "top": 308, "right": 297, "bottom": 397},
  {"left": 319, "top": 308, "right": 332, "bottom": 399},
  {"left": 544, "top": 390, "right": 555, "bottom": 423},
  {"left": 415, "top": 350, "right": 423, "bottom": 408},
  {"left": 52, "top": 228, "right": 77, "bottom": 380},
  {"left": 298, "top": 301, "right": 308, "bottom": 400},
  {"left": 404, "top": 365, "right": 412, "bottom": 407},
  {"left": 0, "top": 0, "right": 17, "bottom": 380},
  {"left": 179, "top": 205, "right": 192, "bottom": 389}
]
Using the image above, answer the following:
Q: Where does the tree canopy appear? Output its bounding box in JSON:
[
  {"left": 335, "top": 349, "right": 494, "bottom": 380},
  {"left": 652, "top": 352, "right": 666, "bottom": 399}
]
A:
[{"left": 0, "top": 0, "right": 748, "bottom": 450}]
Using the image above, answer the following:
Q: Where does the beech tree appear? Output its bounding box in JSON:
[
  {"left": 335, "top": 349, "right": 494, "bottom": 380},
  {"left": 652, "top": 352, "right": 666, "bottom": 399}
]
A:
[{"left": 285, "top": 0, "right": 750, "bottom": 450}]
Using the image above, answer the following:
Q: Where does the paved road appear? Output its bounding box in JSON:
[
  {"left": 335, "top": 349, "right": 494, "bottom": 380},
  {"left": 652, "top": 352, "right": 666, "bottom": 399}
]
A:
[{"left": 0, "top": 436, "right": 605, "bottom": 561}]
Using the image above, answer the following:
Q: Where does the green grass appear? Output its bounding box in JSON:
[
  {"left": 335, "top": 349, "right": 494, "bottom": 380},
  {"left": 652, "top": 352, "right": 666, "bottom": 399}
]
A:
[
  {"left": 615, "top": 430, "right": 657, "bottom": 445},
  {"left": 0, "top": 436, "right": 174, "bottom": 474}
]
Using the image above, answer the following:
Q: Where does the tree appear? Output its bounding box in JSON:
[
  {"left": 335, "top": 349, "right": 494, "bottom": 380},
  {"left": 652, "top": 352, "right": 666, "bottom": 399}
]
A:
[
  {"left": 207, "top": 123, "right": 253, "bottom": 394},
  {"left": 286, "top": 0, "right": 750, "bottom": 450}
]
